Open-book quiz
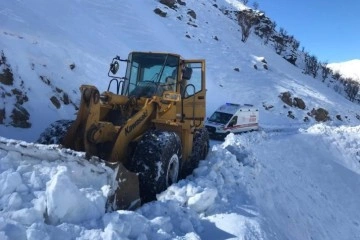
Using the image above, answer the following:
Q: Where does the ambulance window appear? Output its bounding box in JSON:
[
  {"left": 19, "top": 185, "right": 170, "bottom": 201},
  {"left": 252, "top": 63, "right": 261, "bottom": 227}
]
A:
[
  {"left": 228, "top": 116, "right": 237, "bottom": 127},
  {"left": 209, "top": 112, "right": 232, "bottom": 124}
]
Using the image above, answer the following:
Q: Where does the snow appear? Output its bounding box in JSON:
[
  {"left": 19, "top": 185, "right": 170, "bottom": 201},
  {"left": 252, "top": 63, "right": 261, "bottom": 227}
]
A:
[
  {"left": 1, "top": 0, "right": 360, "bottom": 239},
  {"left": 328, "top": 59, "right": 360, "bottom": 81}
]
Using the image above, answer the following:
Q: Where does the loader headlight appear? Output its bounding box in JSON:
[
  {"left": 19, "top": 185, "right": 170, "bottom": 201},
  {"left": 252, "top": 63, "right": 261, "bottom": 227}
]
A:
[
  {"left": 93, "top": 90, "right": 100, "bottom": 104},
  {"left": 83, "top": 88, "right": 92, "bottom": 102},
  {"left": 82, "top": 87, "right": 100, "bottom": 104},
  {"left": 100, "top": 94, "right": 109, "bottom": 103}
]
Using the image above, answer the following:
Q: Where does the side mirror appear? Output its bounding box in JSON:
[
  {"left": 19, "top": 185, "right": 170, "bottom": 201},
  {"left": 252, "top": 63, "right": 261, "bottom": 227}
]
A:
[
  {"left": 182, "top": 67, "right": 192, "bottom": 80},
  {"left": 110, "top": 61, "right": 119, "bottom": 75}
]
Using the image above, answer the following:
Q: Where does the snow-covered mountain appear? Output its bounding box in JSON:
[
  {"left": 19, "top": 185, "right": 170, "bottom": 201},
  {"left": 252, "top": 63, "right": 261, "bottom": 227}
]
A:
[
  {"left": 328, "top": 59, "right": 360, "bottom": 81},
  {"left": 1, "top": 0, "right": 360, "bottom": 239}
]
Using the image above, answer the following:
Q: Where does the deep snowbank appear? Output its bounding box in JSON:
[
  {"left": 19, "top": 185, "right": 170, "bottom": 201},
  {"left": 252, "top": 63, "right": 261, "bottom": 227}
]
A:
[{"left": 1, "top": 124, "right": 360, "bottom": 239}]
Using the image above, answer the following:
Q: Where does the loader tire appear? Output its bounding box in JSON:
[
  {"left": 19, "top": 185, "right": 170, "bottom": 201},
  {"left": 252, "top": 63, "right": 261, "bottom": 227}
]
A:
[
  {"left": 181, "top": 127, "right": 209, "bottom": 178},
  {"left": 131, "top": 130, "right": 182, "bottom": 203},
  {"left": 37, "top": 120, "right": 74, "bottom": 144}
]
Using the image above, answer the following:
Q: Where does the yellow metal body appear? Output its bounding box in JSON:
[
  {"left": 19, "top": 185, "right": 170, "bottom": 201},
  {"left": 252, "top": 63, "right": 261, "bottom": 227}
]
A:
[{"left": 62, "top": 52, "right": 206, "bottom": 210}]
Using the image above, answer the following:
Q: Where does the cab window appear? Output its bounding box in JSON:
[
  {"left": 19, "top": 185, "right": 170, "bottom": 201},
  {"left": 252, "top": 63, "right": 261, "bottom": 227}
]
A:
[{"left": 182, "top": 62, "right": 202, "bottom": 98}]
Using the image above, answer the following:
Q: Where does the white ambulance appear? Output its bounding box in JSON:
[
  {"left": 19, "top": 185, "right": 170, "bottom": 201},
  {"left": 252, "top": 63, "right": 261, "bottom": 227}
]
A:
[{"left": 205, "top": 103, "right": 259, "bottom": 139}]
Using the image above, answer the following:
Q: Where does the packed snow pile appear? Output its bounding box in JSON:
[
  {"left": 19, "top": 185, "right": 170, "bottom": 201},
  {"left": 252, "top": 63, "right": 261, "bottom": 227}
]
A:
[
  {"left": 304, "top": 124, "right": 360, "bottom": 174},
  {"left": 0, "top": 134, "right": 263, "bottom": 239},
  {"left": 1, "top": 126, "right": 360, "bottom": 239},
  {"left": 0, "top": 138, "right": 112, "bottom": 232}
]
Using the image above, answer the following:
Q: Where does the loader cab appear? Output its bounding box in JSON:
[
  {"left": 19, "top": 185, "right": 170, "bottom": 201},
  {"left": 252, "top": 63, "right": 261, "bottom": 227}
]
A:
[
  {"left": 107, "top": 51, "right": 206, "bottom": 130},
  {"left": 108, "top": 52, "right": 204, "bottom": 101},
  {"left": 123, "top": 52, "right": 181, "bottom": 98}
]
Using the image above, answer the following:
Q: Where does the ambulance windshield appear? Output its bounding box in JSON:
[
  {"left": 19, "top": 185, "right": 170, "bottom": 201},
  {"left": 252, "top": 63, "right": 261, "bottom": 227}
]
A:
[{"left": 208, "top": 111, "right": 233, "bottom": 124}]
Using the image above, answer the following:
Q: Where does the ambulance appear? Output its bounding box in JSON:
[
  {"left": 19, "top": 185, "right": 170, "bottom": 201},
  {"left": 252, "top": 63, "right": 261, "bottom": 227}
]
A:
[{"left": 205, "top": 103, "right": 259, "bottom": 139}]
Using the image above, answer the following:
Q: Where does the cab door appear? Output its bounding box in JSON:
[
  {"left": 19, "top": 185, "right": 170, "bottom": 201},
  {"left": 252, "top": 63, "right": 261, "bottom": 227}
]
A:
[{"left": 179, "top": 60, "right": 206, "bottom": 127}]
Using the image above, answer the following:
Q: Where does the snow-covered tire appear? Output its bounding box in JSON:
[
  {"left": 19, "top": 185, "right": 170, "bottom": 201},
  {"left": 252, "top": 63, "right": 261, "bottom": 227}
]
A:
[
  {"left": 181, "top": 127, "right": 209, "bottom": 178},
  {"left": 131, "top": 129, "right": 182, "bottom": 203},
  {"left": 37, "top": 120, "right": 74, "bottom": 144}
]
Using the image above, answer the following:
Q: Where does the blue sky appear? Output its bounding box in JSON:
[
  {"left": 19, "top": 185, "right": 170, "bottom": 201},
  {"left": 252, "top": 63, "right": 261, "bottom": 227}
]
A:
[{"left": 255, "top": 0, "right": 359, "bottom": 63}]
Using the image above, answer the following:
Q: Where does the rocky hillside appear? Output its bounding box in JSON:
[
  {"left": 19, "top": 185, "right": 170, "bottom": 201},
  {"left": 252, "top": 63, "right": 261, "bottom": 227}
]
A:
[{"left": 1, "top": 0, "right": 359, "bottom": 141}]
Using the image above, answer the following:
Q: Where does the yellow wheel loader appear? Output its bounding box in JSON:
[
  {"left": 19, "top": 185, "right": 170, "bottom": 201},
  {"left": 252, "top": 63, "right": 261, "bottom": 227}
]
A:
[{"left": 37, "top": 52, "right": 209, "bottom": 210}]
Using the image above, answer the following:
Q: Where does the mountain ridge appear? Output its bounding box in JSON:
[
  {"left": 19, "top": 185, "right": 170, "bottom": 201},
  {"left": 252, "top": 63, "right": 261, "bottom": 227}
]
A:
[{"left": 328, "top": 59, "right": 360, "bottom": 81}]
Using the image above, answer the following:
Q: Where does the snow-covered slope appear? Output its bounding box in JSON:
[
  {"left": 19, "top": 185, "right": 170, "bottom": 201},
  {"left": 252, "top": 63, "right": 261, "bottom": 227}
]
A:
[
  {"left": 1, "top": 0, "right": 360, "bottom": 239},
  {"left": 1, "top": 0, "right": 359, "bottom": 141},
  {"left": 328, "top": 59, "right": 360, "bottom": 81}
]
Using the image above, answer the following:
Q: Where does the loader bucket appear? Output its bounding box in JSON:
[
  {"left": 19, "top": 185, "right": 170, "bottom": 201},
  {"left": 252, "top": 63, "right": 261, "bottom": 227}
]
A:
[{"left": 106, "top": 162, "right": 141, "bottom": 211}]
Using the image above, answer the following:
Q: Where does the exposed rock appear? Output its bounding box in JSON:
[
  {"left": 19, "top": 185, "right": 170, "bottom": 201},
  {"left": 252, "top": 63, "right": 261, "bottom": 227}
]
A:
[
  {"left": 160, "top": 0, "right": 176, "bottom": 8},
  {"left": 40, "top": 75, "right": 51, "bottom": 85},
  {"left": 50, "top": 96, "right": 61, "bottom": 109},
  {"left": 234, "top": 68, "right": 239, "bottom": 72},
  {"left": 309, "top": 108, "right": 329, "bottom": 122},
  {"left": 0, "top": 108, "right": 5, "bottom": 124},
  {"left": 154, "top": 8, "right": 167, "bottom": 17},
  {"left": 69, "top": 63, "right": 75, "bottom": 70},
  {"left": 272, "top": 35, "right": 285, "bottom": 55},
  {"left": 11, "top": 88, "right": 22, "bottom": 96},
  {"left": 253, "top": 14, "right": 275, "bottom": 40},
  {"left": 284, "top": 54, "right": 297, "bottom": 65},
  {"left": 187, "top": 22, "right": 198, "bottom": 27},
  {"left": 293, "top": 97, "right": 306, "bottom": 110},
  {"left": 280, "top": 92, "right": 306, "bottom": 110},
  {"left": 0, "top": 51, "right": 6, "bottom": 65},
  {"left": 177, "top": 0, "right": 186, "bottom": 6},
  {"left": 287, "top": 111, "right": 295, "bottom": 119},
  {"left": 263, "top": 103, "right": 274, "bottom": 110},
  {"left": 62, "top": 93, "right": 70, "bottom": 105},
  {"left": 279, "top": 91, "right": 292, "bottom": 107},
  {"left": 187, "top": 9, "right": 196, "bottom": 19},
  {"left": 10, "top": 104, "right": 31, "bottom": 128},
  {"left": 236, "top": 9, "right": 261, "bottom": 42},
  {"left": 0, "top": 68, "right": 14, "bottom": 85},
  {"left": 11, "top": 88, "right": 28, "bottom": 105}
]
